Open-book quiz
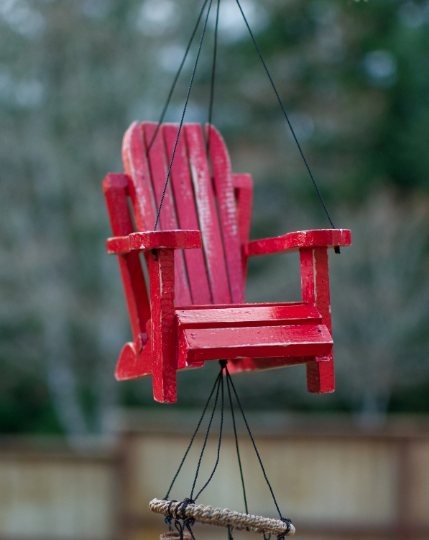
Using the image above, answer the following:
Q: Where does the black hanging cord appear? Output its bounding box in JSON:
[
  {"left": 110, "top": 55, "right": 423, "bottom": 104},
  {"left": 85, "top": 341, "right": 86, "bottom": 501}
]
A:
[
  {"left": 146, "top": 0, "right": 210, "bottom": 155},
  {"left": 193, "top": 363, "right": 225, "bottom": 500},
  {"left": 234, "top": 0, "right": 335, "bottom": 231},
  {"left": 190, "top": 363, "right": 223, "bottom": 500},
  {"left": 164, "top": 370, "right": 221, "bottom": 500},
  {"left": 154, "top": 0, "right": 214, "bottom": 231},
  {"left": 164, "top": 362, "right": 291, "bottom": 533},
  {"left": 206, "top": 0, "right": 221, "bottom": 156},
  {"left": 226, "top": 369, "right": 248, "bottom": 514},
  {"left": 226, "top": 368, "right": 288, "bottom": 523}
]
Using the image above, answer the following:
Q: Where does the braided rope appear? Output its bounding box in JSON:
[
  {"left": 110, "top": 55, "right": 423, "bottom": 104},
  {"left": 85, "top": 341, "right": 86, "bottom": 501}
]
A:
[{"left": 149, "top": 499, "right": 295, "bottom": 536}]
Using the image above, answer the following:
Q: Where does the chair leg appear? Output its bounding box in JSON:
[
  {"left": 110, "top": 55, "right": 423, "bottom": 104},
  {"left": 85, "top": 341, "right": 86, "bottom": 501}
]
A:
[
  {"left": 300, "top": 247, "right": 335, "bottom": 393},
  {"left": 148, "top": 248, "right": 178, "bottom": 403},
  {"left": 306, "top": 355, "right": 335, "bottom": 393}
]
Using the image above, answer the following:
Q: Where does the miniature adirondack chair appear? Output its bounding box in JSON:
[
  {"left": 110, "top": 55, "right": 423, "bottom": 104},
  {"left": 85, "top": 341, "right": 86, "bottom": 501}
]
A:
[{"left": 103, "top": 121, "right": 351, "bottom": 403}]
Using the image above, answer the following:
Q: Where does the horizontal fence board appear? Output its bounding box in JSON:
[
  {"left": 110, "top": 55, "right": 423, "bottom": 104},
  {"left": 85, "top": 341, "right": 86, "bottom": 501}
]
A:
[
  {"left": 410, "top": 441, "right": 429, "bottom": 525},
  {"left": 0, "top": 455, "right": 116, "bottom": 540},
  {"left": 0, "top": 414, "right": 429, "bottom": 540},
  {"left": 127, "top": 435, "right": 398, "bottom": 526}
]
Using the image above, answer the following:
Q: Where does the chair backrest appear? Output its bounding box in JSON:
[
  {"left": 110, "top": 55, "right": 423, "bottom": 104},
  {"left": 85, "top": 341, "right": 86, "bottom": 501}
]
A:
[{"left": 121, "top": 122, "right": 253, "bottom": 307}]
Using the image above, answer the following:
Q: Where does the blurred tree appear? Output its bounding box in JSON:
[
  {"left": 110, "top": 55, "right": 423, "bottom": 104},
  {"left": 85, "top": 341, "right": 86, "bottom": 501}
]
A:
[{"left": 1, "top": 0, "right": 429, "bottom": 437}]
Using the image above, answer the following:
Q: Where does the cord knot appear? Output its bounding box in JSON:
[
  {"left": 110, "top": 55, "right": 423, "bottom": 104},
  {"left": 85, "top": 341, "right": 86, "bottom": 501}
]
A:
[{"left": 277, "top": 517, "right": 292, "bottom": 538}]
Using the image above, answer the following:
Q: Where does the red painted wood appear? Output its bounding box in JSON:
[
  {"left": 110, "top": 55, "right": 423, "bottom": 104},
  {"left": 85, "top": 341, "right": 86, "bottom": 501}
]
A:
[
  {"left": 106, "top": 230, "right": 201, "bottom": 254},
  {"left": 233, "top": 173, "right": 253, "bottom": 279},
  {"left": 227, "top": 356, "right": 321, "bottom": 374},
  {"left": 176, "top": 302, "right": 305, "bottom": 310},
  {"left": 142, "top": 122, "right": 192, "bottom": 306},
  {"left": 300, "top": 247, "right": 335, "bottom": 393},
  {"left": 130, "top": 230, "right": 202, "bottom": 250},
  {"left": 185, "top": 124, "right": 231, "bottom": 304},
  {"left": 115, "top": 340, "right": 152, "bottom": 380},
  {"left": 104, "top": 122, "right": 351, "bottom": 402},
  {"left": 103, "top": 173, "right": 150, "bottom": 343},
  {"left": 163, "top": 124, "right": 212, "bottom": 305},
  {"left": 122, "top": 122, "right": 157, "bottom": 231},
  {"left": 208, "top": 125, "right": 244, "bottom": 303},
  {"left": 106, "top": 236, "right": 131, "bottom": 254},
  {"left": 245, "top": 229, "right": 352, "bottom": 257},
  {"left": 178, "top": 324, "right": 333, "bottom": 363},
  {"left": 148, "top": 248, "right": 178, "bottom": 403},
  {"left": 299, "top": 248, "right": 316, "bottom": 305},
  {"left": 176, "top": 304, "right": 322, "bottom": 329}
]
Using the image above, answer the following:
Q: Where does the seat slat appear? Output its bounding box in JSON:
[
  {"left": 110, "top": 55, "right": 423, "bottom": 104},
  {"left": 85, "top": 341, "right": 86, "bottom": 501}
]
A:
[
  {"left": 163, "top": 124, "right": 212, "bottom": 305},
  {"left": 142, "top": 123, "right": 192, "bottom": 306},
  {"left": 185, "top": 124, "right": 231, "bottom": 304},
  {"left": 176, "top": 304, "right": 322, "bottom": 329},
  {"left": 208, "top": 125, "right": 244, "bottom": 303},
  {"left": 176, "top": 302, "right": 305, "bottom": 310},
  {"left": 179, "top": 324, "right": 333, "bottom": 362}
]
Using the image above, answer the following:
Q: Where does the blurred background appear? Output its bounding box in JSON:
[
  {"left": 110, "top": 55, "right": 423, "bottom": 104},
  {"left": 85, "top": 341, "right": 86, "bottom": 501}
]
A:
[{"left": 1, "top": 0, "right": 429, "bottom": 538}]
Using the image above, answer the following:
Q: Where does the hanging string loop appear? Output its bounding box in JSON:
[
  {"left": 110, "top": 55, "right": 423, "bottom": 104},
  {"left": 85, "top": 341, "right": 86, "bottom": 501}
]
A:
[{"left": 152, "top": 362, "right": 295, "bottom": 536}]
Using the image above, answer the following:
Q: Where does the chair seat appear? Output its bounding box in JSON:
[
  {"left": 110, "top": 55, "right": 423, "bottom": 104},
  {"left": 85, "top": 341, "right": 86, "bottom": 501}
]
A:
[{"left": 176, "top": 303, "right": 332, "bottom": 366}]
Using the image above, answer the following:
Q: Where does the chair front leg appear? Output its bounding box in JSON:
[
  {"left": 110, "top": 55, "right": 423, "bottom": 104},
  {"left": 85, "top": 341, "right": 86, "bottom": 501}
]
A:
[
  {"left": 300, "top": 246, "right": 335, "bottom": 393},
  {"left": 148, "top": 248, "right": 178, "bottom": 403}
]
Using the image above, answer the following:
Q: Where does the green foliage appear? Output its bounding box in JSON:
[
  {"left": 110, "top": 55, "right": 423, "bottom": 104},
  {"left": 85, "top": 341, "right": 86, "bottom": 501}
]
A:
[{"left": 1, "top": 0, "right": 429, "bottom": 434}]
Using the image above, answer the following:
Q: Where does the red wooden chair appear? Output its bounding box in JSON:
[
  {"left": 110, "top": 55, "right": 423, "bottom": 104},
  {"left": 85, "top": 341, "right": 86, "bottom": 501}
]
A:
[{"left": 103, "top": 121, "right": 351, "bottom": 403}]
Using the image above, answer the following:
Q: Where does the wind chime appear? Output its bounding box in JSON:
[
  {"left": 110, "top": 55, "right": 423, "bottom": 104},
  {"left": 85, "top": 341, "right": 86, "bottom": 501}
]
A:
[{"left": 103, "top": 0, "right": 351, "bottom": 538}]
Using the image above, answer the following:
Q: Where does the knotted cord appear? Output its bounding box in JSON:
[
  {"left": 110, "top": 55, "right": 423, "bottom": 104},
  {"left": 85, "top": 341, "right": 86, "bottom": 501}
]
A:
[
  {"left": 153, "top": 0, "right": 214, "bottom": 231},
  {"left": 234, "top": 0, "right": 335, "bottom": 230},
  {"left": 151, "top": 0, "right": 338, "bottom": 237},
  {"left": 156, "top": 361, "right": 294, "bottom": 539},
  {"left": 146, "top": 0, "right": 210, "bottom": 155}
]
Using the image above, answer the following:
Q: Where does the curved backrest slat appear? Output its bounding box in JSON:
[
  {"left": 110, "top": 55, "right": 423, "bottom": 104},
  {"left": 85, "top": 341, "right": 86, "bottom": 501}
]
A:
[
  {"left": 142, "top": 123, "right": 192, "bottom": 306},
  {"left": 208, "top": 125, "right": 245, "bottom": 303},
  {"left": 163, "top": 124, "right": 212, "bottom": 305},
  {"left": 122, "top": 121, "right": 248, "bottom": 307},
  {"left": 122, "top": 122, "right": 156, "bottom": 231},
  {"left": 185, "top": 124, "right": 231, "bottom": 304}
]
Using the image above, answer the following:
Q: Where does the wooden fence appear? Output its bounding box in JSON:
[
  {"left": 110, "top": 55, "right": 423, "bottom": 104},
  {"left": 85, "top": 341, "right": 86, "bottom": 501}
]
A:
[{"left": 1, "top": 413, "right": 429, "bottom": 540}]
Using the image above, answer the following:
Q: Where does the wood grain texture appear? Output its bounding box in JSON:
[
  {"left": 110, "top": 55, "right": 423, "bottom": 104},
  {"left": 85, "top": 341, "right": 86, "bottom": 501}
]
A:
[
  {"left": 176, "top": 304, "right": 322, "bottom": 329},
  {"left": 142, "top": 122, "right": 192, "bottom": 306},
  {"left": 148, "top": 249, "right": 177, "bottom": 403},
  {"left": 208, "top": 125, "right": 244, "bottom": 303},
  {"left": 176, "top": 302, "right": 305, "bottom": 310},
  {"left": 185, "top": 124, "right": 231, "bottom": 304},
  {"left": 163, "top": 124, "right": 212, "bottom": 305},
  {"left": 300, "top": 247, "right": 335, "bottom": 393},
  {"left": 115, "top": 340, "right": 152, "bottom": 381},
  {"left": 233, "top": 173, "right": 253, "bottom": 279},
  {"left": 106, "top": 230, "right": 202, "bottom": 253},
  {"left": 226, "top": 356, "right": 317, "bottom": 374},
  {"left": 103, "top": 173, "right": 150, "bottom": 342},
  {"left": 178, "top": 324, "right": 333, "bottom": 363},
  {"left": 245, "top": 229, "right": 352, "bottom": 257},
  {"left": 104, "top": 122, "right": 351, "bottom": 402},
  {"left": 122, "top": 122, "right": 157, "bottom": 231}
]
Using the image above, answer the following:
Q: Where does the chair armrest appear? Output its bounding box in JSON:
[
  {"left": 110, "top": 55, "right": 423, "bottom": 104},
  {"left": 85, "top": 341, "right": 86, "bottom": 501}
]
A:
[
  {"left": 244, "top": 229, "right": 351, "bottom": 257},
  {"left": 106, "top": 230, "right": 202, "bottom": 254}
]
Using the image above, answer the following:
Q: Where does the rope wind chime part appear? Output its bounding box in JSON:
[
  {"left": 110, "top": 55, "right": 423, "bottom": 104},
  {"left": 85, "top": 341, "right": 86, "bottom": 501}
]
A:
[
  {"left": 150, "top": 361, "right": 295, "bottom": 539},
  {"left": 150, "top": 0, "right": 338, "bottom": 246}
]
